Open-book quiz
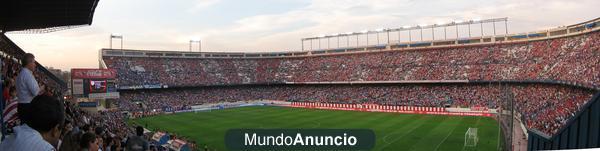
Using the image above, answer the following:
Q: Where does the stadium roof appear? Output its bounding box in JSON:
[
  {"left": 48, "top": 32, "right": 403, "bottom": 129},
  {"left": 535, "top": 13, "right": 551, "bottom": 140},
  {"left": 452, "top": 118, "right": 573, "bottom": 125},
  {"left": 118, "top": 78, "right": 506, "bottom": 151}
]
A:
[{"left": 0, "top": 0, "right": 100, "bottom": 33}]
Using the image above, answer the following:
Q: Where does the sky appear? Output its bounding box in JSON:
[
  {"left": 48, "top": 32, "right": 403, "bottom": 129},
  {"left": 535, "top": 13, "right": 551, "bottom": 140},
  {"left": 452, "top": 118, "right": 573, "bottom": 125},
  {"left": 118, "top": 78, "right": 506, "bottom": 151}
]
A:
[{"left": 5, "top": 0, "right": 600, "bottom": 71}]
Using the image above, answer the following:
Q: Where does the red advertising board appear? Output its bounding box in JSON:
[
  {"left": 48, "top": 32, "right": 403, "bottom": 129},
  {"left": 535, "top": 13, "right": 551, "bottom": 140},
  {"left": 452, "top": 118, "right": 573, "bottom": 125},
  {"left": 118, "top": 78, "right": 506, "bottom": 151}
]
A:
[
  {"left": 71, "top": 68, "right": 117, "bottom": 79},
  {"left": 287, "top": 102, "right": 493, "bottom": 117}
]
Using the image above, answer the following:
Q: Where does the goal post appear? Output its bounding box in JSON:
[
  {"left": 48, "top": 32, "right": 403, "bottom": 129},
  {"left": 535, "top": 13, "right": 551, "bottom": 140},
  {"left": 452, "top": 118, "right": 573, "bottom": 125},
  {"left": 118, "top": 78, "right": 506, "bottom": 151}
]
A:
[
  {"left": 465, "top": 127, "right": 479, "bottom": 147},
  {"left": 193, "top": 107, "right": 213, "bottom": 113},
  {"left": 194, "top": 108, "right": 210, "bottom": 113}
]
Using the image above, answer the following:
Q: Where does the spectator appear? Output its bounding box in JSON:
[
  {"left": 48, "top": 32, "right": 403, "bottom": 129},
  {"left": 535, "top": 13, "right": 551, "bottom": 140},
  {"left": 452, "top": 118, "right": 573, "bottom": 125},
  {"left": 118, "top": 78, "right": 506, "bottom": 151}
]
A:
[
  {"left": 0, "top": 95, "right": 65, "bottom": 151},
  {"left": 80, "top": 132, "right": 99, "bottom": 151},
  {"left": 15, "top": 53, "right": 43, "bottom": 123},
  {"left": 125, "top": 126, "right": 149, "bottom": 151},
  {"left": 59, "top": 120, "right": 81, "bottom": 151}
]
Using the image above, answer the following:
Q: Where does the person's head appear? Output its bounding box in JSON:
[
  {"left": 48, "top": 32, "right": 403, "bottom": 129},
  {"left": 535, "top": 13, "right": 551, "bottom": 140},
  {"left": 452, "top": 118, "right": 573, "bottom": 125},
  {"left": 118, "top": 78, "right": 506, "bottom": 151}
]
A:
[
  {"left": 82, "top": 124, "right": 91, "bottom": 133},
  {"left": 87, "top": 125, "right": 94, "bottom": 133},
  {"left": 63, "top": 119, "right": 73, "bottom": 133},
  {"left": 26, "top": 95, "right": 65, "bottom": 147},
  {"left": 21, "top": 53, "right": 36, "bottom": 70},
  {"left": 136, "top": 126, "right": 144, "bottom": 136},
  {"left": 80, "top": 132, "right": 99, "bottom": 151},
  {"left": 95, "top": 126, "right": 105, "bottom": 136}
]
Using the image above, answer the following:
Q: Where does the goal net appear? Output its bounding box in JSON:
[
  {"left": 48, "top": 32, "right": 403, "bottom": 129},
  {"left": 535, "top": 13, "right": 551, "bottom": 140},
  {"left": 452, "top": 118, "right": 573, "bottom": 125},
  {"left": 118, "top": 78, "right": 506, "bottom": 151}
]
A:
[{"left": 464, "top": 128, "right": 478, "bottom": 147}]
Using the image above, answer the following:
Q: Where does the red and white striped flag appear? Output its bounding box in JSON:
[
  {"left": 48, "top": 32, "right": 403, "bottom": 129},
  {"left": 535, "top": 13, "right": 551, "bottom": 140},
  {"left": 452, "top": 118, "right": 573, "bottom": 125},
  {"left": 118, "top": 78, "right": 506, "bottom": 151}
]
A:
[{"left": 3, "top": 100, "right": 19, "bottom": 124}]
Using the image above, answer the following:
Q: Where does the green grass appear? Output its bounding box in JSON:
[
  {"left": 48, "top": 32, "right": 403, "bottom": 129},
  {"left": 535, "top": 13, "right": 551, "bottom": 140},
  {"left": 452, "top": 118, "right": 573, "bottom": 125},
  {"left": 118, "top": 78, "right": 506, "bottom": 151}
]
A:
[{"left": 132, "top": 106, "right": 500, "bottom": 151}]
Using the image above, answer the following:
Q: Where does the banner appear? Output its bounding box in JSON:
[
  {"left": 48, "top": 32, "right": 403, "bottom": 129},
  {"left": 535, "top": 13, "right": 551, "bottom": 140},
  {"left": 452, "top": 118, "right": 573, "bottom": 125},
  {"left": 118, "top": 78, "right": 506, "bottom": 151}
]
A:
[
  {"left": 287, "top": 103, "right": 492, "bottom": 117},
  {"left": 71, "top": 69, "right": 117, "bottom": 79},
  {"left": 72, "top": 79, "right": 84, "bottom": 95},
  {"left": 79, "top": 101, "right": 98, "bottom": 107},
  {"left": 89, "top": 92, "right": 120, "bottom": 99},
  {"left": 143, "top": 84, "right": 162, "bottom": 89},
  {"left": 119, "top": 85, "right": 144, "bottom": 90}
]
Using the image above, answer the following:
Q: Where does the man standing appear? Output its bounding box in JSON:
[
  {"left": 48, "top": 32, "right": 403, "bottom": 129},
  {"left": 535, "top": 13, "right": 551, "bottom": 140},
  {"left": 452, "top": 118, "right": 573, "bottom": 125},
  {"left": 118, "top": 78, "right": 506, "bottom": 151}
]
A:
[
  {"left": 15, "top": 53, "right": 43, "bottom": 123},
  {"left": 0, "top": 95, "right": 65, "bottom": 150}
]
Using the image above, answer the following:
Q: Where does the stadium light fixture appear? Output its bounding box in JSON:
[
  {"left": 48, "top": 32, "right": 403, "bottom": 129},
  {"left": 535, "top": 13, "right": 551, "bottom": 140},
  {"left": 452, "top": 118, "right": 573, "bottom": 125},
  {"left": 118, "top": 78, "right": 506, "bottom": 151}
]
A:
[
  {"left": 110, "top": 33, "right": 122, "bottom": 38},
  {"left": 300, "top": 17, "right": 507, "bottom": 48},
  {"left": 109, "top": 33, "right": 123, "bottom": 50},
  {"left": 189, "top": 38, "right": 201, "bottom": 52}
]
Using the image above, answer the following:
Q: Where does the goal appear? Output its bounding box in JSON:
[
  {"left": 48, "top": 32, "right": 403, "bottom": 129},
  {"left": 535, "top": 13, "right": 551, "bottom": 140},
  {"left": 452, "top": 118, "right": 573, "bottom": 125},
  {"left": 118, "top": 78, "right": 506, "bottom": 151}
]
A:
[
  {"left": 193, "top": 107, "right": 213, "bottom": 113},
  {"left": 194, "top": 109, "right": 209, "bottom": 113},
  {"left": 464, "top": 128, "right": 479, "bottom": 147}
]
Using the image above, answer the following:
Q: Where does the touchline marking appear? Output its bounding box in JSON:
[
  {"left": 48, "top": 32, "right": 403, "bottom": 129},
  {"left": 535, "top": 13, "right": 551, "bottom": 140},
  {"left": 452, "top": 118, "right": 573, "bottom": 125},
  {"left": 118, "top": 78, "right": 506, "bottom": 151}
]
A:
[
  {"left": 377, "top": 115, "right": 419, "bottom": 145},
  {"left": 311, "top": 121, "right": 321, "bottom": 128},
  {"left": 382, "top": 116, "right": 423, "bottom": 144},
  {"left": 434, "top": 118, "right": 461, "bottom": 151},
  {"left": 380, "top": 120, "right": 424, "bottom": 149}
]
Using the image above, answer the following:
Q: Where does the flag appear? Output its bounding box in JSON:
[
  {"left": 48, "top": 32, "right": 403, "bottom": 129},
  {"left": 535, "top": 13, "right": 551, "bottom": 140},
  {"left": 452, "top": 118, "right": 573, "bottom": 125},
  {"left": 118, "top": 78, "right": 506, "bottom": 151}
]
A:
[{"left": 3, "top": 100, "right": 18, "bottom": 124}]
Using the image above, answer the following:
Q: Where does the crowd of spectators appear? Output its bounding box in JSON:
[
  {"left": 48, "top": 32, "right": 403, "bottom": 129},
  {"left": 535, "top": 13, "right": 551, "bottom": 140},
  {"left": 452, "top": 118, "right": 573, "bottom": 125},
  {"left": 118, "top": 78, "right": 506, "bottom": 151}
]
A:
[
  {"left": 57, "top": 100, "right": 199, "bottom": 151},
  {"left": 117, "top": 83, "right": 596, "bottom": 137},
  {"left": 103, "top": 31, "right": 600, "bottom": 89},
  {"left": 1, "top": 23, "right": 595, "bottom": 150},
  {"left": 1, "top": 91, "right": 157, "bottom": 151},
  {"left": 0, "top": 52, "right": 184, "bottom": 150},
  {"left": 103, "top": 31, "right": 600, "bottom": 138}
]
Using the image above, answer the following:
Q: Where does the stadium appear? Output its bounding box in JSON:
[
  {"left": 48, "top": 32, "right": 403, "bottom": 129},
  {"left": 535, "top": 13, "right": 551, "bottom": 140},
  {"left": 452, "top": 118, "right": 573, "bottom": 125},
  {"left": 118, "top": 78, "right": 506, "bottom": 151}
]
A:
[{"left": 1, "top": 1, "right": 600, "bottom": 151}]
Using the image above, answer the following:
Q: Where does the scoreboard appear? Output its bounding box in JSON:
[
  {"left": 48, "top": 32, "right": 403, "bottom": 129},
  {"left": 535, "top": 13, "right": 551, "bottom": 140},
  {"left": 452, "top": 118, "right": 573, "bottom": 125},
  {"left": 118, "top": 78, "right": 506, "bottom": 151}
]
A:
[{"left": 71, "top": 69, "right": 119, "bottom": 99}]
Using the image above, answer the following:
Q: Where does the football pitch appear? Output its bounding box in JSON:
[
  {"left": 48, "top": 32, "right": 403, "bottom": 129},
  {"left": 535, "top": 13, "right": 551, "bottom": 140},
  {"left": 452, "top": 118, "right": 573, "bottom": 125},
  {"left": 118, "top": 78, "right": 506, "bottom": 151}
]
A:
[{"left": 132, "top": 106, "right": 501, "bottom": 151}]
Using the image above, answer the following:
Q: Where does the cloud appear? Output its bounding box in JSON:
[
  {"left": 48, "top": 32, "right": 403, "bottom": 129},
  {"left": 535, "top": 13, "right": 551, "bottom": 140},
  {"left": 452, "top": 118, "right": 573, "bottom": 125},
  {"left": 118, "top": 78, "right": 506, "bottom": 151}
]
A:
[
  {"left": 191, "top": 0, "right": 599, "bottom": 51},
  {"left": 5, "top": 0, "right": 600, "bottom": 70},
  {"left": 188, "top": 0, "right": 221, "bottom": 12},
  {"left": 183, "top": 0, "right": 416, "bottom": 51}
]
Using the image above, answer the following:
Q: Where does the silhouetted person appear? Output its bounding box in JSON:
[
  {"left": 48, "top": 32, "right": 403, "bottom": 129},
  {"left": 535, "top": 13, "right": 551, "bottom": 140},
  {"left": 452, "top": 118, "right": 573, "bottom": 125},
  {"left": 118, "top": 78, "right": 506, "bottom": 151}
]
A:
[{"left": 125, "top": 126, "right": 149, "bottom": 151}]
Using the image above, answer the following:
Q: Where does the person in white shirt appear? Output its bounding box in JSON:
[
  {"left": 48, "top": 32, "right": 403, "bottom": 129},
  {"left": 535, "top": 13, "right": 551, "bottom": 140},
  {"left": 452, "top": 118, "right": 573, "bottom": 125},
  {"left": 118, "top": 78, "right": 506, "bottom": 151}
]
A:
[
  {"left": 0, "top": 95, "right": 65, "bottom": 151},
  {"left": 15, "top": 53, "right": 44, "bottom": 123}
]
